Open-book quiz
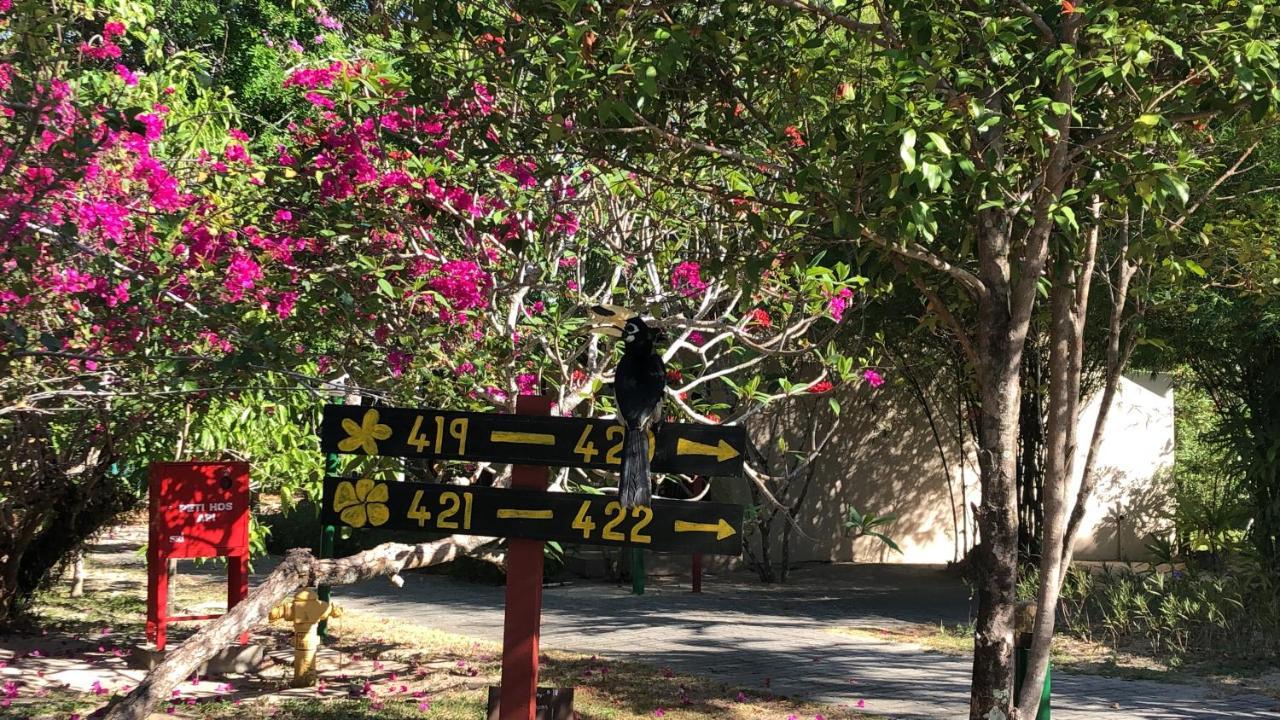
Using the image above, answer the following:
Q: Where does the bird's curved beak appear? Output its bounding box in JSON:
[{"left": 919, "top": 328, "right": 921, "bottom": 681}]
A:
[{"left": 584, "top": 304, "right": 631, "bottom": 337}]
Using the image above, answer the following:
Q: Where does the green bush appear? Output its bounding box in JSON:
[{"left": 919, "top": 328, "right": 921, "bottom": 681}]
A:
[{"left": 1033, "top": 561, "right": 1280, "bottom": 667}]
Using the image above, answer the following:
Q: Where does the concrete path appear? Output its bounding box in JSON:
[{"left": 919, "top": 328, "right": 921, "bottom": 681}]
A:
[{"left": 336, "top": 564, "right": 1280, "bottom": 720}]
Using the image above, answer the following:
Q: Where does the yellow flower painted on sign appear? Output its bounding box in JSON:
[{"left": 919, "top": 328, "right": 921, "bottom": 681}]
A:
[
  {"left": 332, "top": 478, "right": 390, "bottom": 528},
  {"left": 338, "top": 409, "right": 392, "bottom": 455}
]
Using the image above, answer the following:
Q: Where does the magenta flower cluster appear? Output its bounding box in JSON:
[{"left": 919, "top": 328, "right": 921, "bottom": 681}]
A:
[
  {"left": 827, "top": 287, "right": 854, "bottom": 322},
  {"left": 671, "top": 260, "right": 708, "bottom": 297}
]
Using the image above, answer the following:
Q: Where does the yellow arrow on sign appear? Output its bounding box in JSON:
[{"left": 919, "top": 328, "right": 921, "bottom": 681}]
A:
[
  {"left": 491, "top": 430, "right": 557, "bottom": 446},
  {"left": 497, "top": 508, "right": 554, "bottom": 520},
  {"left": 676, "top": 437, "right": 740, "bottom": 462},
  {"left": 674, "top": 518, "right": 736, "bottom": 541}
]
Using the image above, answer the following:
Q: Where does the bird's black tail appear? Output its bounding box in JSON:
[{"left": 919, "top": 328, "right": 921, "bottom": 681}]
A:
[{"left": 620, "top": 428, "right": 652, "bottom": 508}]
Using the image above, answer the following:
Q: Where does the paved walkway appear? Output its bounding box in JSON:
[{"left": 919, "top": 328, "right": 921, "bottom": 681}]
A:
[{"left": 337, "top": 564, "right": 1280, "bottom": 720}]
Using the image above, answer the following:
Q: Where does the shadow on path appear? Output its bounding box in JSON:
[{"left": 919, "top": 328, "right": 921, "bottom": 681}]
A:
[{"left": 332, "top": 565, "right": 1280, "bottom": 720}]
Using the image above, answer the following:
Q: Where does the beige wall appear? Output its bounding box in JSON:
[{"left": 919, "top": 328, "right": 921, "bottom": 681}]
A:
[
  {"left": 1069, "top": 372, "right": 1175, "bottom": 561},
  {"left": 725, "top": 372, "right": 1174, "bottom": 566}
]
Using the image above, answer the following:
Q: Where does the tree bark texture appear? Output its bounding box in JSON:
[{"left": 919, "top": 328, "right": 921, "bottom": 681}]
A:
[
  {"left": 1020, "top": 198, "right": 1112, "bottom": 718},
  {"left": 104, "top": 534, "right": 490, "bottom": 720},
  {"left": 969, "top": 206, "right": 1025, "bottom": 720}
]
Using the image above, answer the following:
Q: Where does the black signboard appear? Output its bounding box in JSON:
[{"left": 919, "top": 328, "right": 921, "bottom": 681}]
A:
[
  {"left": 320, "top": 477, "right": 743, "bottom": 555},
  {"left": 318, "top": 405, "right": 746, "bottom": 477}
]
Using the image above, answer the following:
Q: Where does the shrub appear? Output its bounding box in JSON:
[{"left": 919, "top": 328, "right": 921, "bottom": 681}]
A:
[{"left": 1031, "top": 561, "right": 1280, "bottom": 666}]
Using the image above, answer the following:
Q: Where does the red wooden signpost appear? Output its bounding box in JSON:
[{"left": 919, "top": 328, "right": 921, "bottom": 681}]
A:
[
  {"left": 499, "top": 395, "right": 552, "bottom": 720},
  {"left": 146, "top": 462, "right": 251, "bottom": 651}
]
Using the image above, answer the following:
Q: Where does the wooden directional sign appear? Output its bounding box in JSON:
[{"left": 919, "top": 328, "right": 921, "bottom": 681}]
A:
[
  {"left": 320, "top": 477, "right": 743, "bottom": 555},
  {"left": 318, "top": 405, "right": 747, "bottom": 477}
]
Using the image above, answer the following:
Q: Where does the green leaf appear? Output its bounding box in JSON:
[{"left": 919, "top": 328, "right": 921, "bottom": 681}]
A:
[
  {"left": 1184, "top": 259, "right": 1206, "bottom": 277},
  {"left": 869, "top": 532, "right": 902, "bottom": 553},
  {"left": 921, "top": 162, "right": 943, "bottom": 192},
  {"left": 1135, "top": 113, "right": 1162, "bottom": 127},
  {"left": 925, "top": 131, "right": 951, "bottom": 156},
  {"left": 377, "top": 278, "right": 395, "bottom": 297},
  {"left": 899, "top": 129, "right": 917, "bottom": 173},
  {"left": 1247, "top": 3, "right": 1265, "bottom": 30}
]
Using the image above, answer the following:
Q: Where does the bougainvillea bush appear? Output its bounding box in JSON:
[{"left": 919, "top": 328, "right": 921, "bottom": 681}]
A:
[{"left": 0, "top": 1, "right": 880, "bottom": 616}]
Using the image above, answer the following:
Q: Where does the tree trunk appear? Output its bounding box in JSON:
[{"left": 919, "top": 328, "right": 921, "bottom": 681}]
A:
[
  {"left": 970, "top": 352, "right": 1021, "bottom": 720},
  {"left": 969, "top": 206, "right": 1024, "bottom": 720},
  {"left": 1019, "top": 199, "right": 1105, "bottom": 718},
  {"left": 69, "top": 552, "right": 84, "bottom": 598},
  {"left": 103, "top": 534, "right": 490, "bottom": 720}
]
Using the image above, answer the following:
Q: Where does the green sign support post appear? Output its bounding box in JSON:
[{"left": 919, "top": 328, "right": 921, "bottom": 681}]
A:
[{"left": 317, "top": 452, "right": 339, "bottom": 639}]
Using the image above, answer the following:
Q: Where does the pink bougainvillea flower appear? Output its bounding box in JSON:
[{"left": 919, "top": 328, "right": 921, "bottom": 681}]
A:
[
  {"left": 303, "top": 91, "right": 333, "bottom": 108},
  {"left": 224, "top": 250, "right": 262, "bottom": 301},
  {"left": 516, "top": 373, "right": 538, "bottom": 394},
  {"left": 224, "top": 143, "right": 252, "bottom": 164},
  {"left": 856, "top": 699, "right": 866, "bottom": 708},
  {"left": 653, "top": 709, "right": 665, "bottom": 717},
  {"left": 428, "top": 259, "right": 493, "bottom": 313},
  {"left": 734, "top": 691, "right": 747, "bottom": 702},
  {"left": 114, "top": 64, "right": 138, "bottom": 86},
  {"left": 387, "top": 351, "right": 413, "bottom": 377},
  {"left": 862, "top": 369, "right": 884, "bottom": 388},
  {"left": 827, "top": 287, "right": 854, "bottom": 322},
  {"left": 670, "top": 260, "right": 708, "bottom": 297}
]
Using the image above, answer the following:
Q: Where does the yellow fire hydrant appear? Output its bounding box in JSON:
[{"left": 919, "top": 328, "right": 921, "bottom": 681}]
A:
[{"left": 269, "top": 588, "right": 342, "bottom": 687}]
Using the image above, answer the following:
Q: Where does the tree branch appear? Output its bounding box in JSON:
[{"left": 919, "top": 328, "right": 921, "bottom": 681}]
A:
[
  {"left": 1012, "top": 0, "right": 1056, "bottom": 44},
  {"left": 1170, "top": 140, "right": 1261, "bottom": 231},
  {"left": 104, "top": 535, "right": 493, "bottom": 720},
  {"left": 760, "top": 0, "right": 893, "bottom": 48},
  {"left": 862, "top": 228, "right": 987, "bottom": 300}
]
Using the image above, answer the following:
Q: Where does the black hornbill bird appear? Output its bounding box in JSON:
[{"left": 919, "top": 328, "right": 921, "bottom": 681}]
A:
[{"left": 590, "top": 305, "right": 666, "bottom": 508}]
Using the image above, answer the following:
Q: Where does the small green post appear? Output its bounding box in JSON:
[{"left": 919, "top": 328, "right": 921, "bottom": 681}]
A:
[
  {"left": 631, "top": 548, "right": 645, "bottom": 595},
  {"left": 1014, "top": 648, "right": 1052, "bottom": 720},
  {"left": 318, "top": 453, "right": 339, "bottom": 638}
]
